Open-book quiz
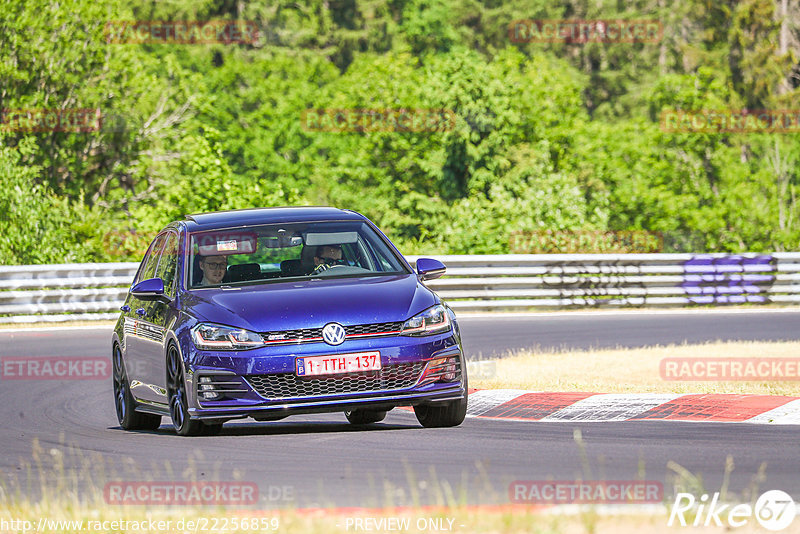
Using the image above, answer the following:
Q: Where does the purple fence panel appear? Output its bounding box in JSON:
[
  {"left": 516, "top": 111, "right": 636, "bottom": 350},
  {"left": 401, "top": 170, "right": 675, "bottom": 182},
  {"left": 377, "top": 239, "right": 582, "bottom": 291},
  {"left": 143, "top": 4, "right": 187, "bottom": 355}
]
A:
[{"left": 682, "top": 255, "right": 775, "bottom": 304}]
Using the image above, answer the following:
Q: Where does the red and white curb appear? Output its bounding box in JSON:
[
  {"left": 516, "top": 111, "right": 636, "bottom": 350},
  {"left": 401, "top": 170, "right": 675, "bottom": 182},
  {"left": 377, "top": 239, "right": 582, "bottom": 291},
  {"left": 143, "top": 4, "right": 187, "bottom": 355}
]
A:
[{"left": 465, "top": 390, "right": 800, "bottom": 424}]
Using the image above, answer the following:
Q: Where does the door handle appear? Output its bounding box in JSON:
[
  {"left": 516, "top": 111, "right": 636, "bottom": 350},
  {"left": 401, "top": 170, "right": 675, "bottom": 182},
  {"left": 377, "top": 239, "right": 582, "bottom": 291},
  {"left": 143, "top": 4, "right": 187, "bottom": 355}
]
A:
[
  {"left": 135, "top": 308, "right": 146, "bottom": 317},
  {"left": 120, "top": 305, "right": 130, "bottom": 312}
]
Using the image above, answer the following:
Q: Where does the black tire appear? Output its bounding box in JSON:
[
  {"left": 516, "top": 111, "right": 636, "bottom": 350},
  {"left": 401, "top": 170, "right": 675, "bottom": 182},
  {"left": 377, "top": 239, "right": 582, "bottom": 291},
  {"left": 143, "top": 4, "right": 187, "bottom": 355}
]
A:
[
  {"left": 113, "top": 344, "right": 161, "bottom": 431},
  {"left": 202, "top": 423, "right": 223, "bottom": 436},
  {"left": 414, "top": 374, "right": 468, "bottom": 428},
  {"left": 344, "top": 409, "right": 387, "bottom": 424},
  {"left": 166, "top": 344, "right": 205, "bottom": 436}
]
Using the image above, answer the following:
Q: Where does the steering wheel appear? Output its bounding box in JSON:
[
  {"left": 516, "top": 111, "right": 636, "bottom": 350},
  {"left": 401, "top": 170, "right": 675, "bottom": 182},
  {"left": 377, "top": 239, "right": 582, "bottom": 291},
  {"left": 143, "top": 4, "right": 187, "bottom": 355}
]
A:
[{"left": 312, "top": 263, "right": 346, "bottom": 274}]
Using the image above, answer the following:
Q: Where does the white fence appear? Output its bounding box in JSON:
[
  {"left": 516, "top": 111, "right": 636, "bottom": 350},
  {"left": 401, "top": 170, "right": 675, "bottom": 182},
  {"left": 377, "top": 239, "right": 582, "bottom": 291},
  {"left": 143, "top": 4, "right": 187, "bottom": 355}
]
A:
[{"left": 1, "top": 253, "right": 799, "bottom": 323}]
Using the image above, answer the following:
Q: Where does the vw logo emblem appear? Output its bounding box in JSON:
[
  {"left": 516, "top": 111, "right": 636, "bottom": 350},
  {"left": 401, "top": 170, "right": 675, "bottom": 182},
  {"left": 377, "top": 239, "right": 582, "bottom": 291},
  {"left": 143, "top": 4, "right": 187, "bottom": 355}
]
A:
[{"left": 322, "top": 323, "right": 346, "bottom": 346}]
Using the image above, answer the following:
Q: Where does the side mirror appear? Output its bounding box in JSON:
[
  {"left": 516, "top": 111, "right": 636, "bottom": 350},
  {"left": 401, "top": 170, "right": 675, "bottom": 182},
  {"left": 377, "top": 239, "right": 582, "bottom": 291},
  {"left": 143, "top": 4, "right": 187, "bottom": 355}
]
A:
[
  {"left": 131, "top": 278, "right": 170, "bottom": 303},
  {"left": 416, "top": 258, "right": 446, "bottom": 281}
]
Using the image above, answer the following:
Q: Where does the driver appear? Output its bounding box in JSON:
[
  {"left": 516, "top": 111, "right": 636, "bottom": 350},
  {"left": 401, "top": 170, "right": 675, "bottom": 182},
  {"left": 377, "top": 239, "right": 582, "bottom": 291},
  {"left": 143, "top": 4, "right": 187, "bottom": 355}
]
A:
[
  {"left": 312, "top": 245, "right": 344, "bottom": 273},
  {"left": 198, "top": 254, "right": 228, "bottom": 285}
]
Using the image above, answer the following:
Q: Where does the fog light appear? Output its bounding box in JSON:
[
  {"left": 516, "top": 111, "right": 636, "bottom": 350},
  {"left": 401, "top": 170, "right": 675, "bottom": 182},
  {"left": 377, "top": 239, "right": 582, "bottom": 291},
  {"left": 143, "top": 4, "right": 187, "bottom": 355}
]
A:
[
  {"left": 199, "top": 376, "right": 220, "bottom": 400},
  {"left": 442, "top": 359, "right": 457, "bottom": 381},
  {"left": 418, "top": 356, "right": 460, "bottom": 385}
]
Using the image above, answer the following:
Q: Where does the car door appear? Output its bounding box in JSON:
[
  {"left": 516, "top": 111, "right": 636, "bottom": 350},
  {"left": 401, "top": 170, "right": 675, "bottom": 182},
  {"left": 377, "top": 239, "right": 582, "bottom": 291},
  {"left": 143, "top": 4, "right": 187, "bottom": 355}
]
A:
[
  {"left": 125, "top": 232, "right": 167, "bottom": 404},
  {"left": 141, "top": 229, "right": 180, "bottom": 404}
]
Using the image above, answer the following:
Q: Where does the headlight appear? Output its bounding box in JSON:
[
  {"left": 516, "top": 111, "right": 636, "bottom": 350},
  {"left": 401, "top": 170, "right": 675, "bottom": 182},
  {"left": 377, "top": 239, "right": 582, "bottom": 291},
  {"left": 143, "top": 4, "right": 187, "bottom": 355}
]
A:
[
  {"left": 401, "top": 305, "right": 451, "bottom": 336},
  {"left": 191, "top": 323, "right": 264, "bottom": 350}
]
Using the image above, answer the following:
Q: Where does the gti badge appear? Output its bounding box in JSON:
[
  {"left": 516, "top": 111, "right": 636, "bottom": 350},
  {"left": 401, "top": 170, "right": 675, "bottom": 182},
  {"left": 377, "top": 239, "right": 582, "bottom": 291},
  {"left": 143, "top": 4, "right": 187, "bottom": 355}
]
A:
[{"left": 322, "top": 322, "right": 346, "bottom": 346}]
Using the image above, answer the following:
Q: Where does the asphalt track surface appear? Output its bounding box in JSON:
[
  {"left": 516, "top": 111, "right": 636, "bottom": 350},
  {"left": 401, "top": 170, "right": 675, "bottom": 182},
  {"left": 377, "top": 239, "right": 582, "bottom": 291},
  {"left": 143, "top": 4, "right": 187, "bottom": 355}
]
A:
[
  {"left": 458, "top": 308, "right": 800, "bottom": 358},
  {"left": 1, "top": 310, "right": 799, "bottom": 510}
]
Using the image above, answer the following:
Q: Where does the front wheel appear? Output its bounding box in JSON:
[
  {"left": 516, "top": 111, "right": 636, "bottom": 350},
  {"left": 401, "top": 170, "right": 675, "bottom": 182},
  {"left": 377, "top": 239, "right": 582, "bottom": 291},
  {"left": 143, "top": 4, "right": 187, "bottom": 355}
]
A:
[
  {"left": 414, "top": 374, "right": 468, "bottom": 428},
  {"left": 201, "top": 423, "right": 223, "bottom": 436},
  {"left": 167, "top": 345, "right": 207, "bottom": 437},
  {"left": 344, "top": 409, "right": 387, "bottom": 424},
  {"left": 113, "top": 344, "right": 161, "bottom": 431},
  {"left": 414, "top": 398, "right": 467, "bottom": 428}
]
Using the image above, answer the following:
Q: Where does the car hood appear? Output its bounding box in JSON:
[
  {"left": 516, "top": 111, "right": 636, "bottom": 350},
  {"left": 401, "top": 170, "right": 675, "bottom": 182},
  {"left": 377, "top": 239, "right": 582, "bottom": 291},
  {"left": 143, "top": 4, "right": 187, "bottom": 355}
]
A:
[{"left": 182, "top": 274, "right": 437, "bottom": 331}]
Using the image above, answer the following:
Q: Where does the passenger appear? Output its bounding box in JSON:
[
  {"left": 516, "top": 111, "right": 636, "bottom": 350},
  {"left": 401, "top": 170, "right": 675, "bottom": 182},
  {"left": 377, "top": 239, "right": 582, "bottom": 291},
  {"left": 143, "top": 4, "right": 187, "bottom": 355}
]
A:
[
  {"left": 312, "top": 245, "right": 344, "bottom": 273},
  {"left": 198, "top": 255, "right": 228, "bottom": 285}
]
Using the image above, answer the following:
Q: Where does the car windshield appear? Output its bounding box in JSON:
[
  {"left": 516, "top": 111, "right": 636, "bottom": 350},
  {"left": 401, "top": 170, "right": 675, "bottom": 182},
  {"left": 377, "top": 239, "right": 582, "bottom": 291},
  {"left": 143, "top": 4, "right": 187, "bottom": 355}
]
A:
[{"left": 188, "top": 220, "right": 409, "bottom": 288}]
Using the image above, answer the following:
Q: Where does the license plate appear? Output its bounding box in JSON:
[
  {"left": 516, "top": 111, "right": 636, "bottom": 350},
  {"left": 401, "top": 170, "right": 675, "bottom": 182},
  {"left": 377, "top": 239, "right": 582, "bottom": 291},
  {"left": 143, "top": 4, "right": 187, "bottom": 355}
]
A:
[{"left": 296, "top": 351, "right": 381, "bottom": 377}]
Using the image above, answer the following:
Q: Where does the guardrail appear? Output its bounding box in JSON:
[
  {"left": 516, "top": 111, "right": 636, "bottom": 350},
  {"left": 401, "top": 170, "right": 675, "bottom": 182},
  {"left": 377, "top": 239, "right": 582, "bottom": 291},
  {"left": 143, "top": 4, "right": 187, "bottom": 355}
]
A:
[{"left": 1, "top": 253, "right": 799, "bottom": 323}]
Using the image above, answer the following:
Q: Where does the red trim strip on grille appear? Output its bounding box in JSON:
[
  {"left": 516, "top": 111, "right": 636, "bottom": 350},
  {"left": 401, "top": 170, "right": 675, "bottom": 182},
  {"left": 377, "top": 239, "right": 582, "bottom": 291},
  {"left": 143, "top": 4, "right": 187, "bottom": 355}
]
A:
[
  {"left": 345, "top": 330, "right": 401, "bottom": 338},
  {"left": 261, "top": 330, "right": 401, "bottom": 344}
]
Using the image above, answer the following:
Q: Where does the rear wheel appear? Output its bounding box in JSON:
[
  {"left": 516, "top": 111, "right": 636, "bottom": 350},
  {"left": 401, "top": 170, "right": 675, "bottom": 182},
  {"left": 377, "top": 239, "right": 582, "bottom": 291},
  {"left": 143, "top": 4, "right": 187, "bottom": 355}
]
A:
[
  {"left": 167, "top": 345, "right": 206, "bottom": 437},
  {"left": 112, "top": 344, "right": 161, "bottom": 431},
  {"left": 344, "top": 409, "right": 387, "bottom": 425}
]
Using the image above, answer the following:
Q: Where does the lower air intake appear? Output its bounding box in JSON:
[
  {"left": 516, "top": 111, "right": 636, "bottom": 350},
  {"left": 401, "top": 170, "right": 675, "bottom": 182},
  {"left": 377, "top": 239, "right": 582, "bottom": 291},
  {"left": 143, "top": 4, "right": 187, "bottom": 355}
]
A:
[{"left": 245, "top": 362, "right": 425, "bottom": 400}]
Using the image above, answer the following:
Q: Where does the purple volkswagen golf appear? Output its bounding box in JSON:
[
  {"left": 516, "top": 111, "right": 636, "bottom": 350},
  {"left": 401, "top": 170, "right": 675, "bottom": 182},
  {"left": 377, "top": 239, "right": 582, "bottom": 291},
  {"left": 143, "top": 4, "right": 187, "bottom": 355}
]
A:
[{"left": 112, "top": 207, "right": 467, "bottom": 436}]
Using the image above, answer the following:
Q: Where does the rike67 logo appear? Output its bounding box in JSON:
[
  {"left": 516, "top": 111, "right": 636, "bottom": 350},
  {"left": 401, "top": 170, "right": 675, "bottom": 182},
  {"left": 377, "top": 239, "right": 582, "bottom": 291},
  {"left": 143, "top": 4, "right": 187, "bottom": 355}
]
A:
[{"left": 669, "top": 490, "right": 796, "bottom": 531}]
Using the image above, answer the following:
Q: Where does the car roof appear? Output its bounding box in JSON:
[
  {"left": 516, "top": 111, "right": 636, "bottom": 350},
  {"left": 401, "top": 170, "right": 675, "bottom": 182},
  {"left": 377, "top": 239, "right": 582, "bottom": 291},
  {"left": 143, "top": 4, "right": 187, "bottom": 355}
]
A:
[{"left": 183, "top": 207, "right": 365, "bottom": 231}]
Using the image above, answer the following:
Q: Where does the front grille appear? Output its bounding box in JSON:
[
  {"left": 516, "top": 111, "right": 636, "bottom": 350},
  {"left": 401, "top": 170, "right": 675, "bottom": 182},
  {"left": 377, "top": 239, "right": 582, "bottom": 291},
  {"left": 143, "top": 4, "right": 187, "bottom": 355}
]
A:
[
  {"left": 346, "top": 322, "right": 403, "bottom": 336},
  {"left": 245, "top": 361, "right": 425, "bottom": 400},
  {"left": 260, "top": 321, "right": 404, "bottom": 344},
  {"left": 262, "top": 327, "right": 321, "bottom": 343}
]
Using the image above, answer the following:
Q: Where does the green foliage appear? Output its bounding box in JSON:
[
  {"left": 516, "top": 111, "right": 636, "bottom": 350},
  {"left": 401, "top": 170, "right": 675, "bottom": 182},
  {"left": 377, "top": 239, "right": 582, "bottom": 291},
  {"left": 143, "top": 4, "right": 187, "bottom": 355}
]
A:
[
  {"left": 1, "top": 0, "right": 799, "bottom": 263},
  {"left": 0, "top": 135, "right": 103, "bottom": 263},
  {"left": 400, "top": 0, "right": 459, "bottom": 55}
]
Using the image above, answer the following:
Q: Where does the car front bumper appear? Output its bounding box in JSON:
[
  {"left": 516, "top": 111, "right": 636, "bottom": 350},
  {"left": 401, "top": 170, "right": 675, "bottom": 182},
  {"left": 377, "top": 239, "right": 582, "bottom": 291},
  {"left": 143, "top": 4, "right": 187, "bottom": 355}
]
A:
[{"left": 182, "top": 331, "right": 466, "bottom": 421}]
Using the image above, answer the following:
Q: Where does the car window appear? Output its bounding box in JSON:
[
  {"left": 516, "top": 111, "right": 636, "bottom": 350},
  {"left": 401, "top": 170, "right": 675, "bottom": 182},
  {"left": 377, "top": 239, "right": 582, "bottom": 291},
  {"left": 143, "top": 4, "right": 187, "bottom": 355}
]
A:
[
  {"left": 135, "top": 233, "right": 167, "bottom": 285},
  {"left": 188, "top": 221, "right": 408, "bottom": 288},
  {"left": 155, "top": 231, "right": 179, "bottom": 298}
]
